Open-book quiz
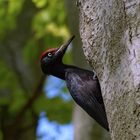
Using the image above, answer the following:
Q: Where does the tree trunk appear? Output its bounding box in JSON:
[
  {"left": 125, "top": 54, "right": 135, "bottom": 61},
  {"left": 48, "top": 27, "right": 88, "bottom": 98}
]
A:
[
  {"left": 65, "top": 0, "right": 110, "bottom": 139},
  {"left": 78, "top": 0, "right": 140, "bottom": 139}
]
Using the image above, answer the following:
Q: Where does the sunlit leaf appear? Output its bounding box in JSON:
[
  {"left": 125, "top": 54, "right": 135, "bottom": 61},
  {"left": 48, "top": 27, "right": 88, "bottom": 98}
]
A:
[
  {"left": 32, "top": 0, "right": 47, "bottom": 8},
  {"left": 46, "top": 23, "right": 70, "bottom": 39},
  {"left": 0, "top": 0, "right": 23, "bottom": 39}
]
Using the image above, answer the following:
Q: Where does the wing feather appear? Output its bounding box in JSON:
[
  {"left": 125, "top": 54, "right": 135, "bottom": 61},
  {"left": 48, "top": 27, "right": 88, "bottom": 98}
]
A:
[{"left": 65, "top": 71, "right": 109, "bottom": 131}]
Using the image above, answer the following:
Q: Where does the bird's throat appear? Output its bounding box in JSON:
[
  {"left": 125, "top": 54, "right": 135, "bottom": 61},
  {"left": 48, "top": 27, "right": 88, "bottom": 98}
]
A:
[{"left": 50, "top": 63, "right": 67, "bottom": 80}]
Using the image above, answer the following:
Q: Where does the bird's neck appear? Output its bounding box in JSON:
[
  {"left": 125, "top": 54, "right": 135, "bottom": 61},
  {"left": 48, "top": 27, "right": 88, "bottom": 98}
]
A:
[{"left": 50, "top": 63, "right": 75, "bottom": 80}]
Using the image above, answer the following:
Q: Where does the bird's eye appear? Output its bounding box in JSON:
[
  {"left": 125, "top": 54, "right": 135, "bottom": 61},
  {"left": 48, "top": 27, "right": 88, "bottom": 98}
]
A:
[{"left": 47, "top": 52, "right": 53, "bottom": 58}]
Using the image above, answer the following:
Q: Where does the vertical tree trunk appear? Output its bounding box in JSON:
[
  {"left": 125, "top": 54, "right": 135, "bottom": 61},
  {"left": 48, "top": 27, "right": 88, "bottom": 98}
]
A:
[
  {"left": 78, "top": 0, "right": 140, "bottom": 139},
  {"left": 65, "top": 0, "right": 110, "bottom": 139}
]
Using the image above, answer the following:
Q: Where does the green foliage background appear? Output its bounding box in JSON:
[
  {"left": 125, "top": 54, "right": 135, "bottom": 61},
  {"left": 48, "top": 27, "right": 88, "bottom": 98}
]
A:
[{"left": 0, "top": 0, "right": 73, "bottom": 139}]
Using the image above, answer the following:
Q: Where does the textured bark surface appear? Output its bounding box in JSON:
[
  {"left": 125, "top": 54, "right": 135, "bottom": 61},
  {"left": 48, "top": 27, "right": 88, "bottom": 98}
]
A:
[
  {"left": 78, "top": 0, "right": 140, "bottom": 139},
  {"left": 65, "top": 0, "right": 110, "bottom": 139}
]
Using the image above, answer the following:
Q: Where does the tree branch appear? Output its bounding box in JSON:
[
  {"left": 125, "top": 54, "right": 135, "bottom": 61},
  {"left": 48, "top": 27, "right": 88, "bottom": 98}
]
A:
[{"left": 13, "top": 75, "right": 46, "bottom": 125}]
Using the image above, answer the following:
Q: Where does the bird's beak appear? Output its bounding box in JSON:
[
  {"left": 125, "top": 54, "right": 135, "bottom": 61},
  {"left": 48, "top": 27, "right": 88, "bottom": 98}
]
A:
[{"left": 55, "top": 35, "right": 75, "bottom": 57}]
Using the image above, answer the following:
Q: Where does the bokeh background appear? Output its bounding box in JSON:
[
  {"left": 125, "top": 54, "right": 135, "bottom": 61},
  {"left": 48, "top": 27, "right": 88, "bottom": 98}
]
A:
[{"left": 0, "top": 0, "right": 110, "bottom": 140}]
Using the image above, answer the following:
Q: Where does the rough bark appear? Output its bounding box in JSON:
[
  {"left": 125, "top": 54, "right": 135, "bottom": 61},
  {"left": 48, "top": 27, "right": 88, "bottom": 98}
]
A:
[
  {"left": 78, "top": 0, "right": 140, "bottom": 139},
  {"left": 65, "top": 0, "right": 110, "bottom": 139}
]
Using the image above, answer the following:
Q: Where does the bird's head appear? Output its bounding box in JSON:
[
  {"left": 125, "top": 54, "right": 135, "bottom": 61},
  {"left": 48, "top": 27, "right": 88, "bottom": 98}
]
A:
[{"left": 40, "top": 36, "right": 75, "bottom": 74}]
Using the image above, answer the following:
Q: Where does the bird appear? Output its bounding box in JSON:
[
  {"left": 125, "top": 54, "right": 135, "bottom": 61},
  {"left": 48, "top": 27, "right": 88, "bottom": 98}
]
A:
[{"left": 40, "top": 36, "right": 109, "bottom": 131}]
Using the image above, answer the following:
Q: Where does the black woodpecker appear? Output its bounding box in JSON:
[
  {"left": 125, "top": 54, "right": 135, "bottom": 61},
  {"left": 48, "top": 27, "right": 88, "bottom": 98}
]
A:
[{"left": 40, "top": 36, "right": 109, "bottom": 131}]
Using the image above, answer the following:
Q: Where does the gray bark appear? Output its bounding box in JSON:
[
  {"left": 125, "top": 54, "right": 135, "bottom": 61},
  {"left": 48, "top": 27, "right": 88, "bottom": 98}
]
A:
[
  {"left": 65, "top": 0, "right": 110, "bottom": 139},
  {"left": 78, "top": 0, "right": 140, "bottom": 139}
]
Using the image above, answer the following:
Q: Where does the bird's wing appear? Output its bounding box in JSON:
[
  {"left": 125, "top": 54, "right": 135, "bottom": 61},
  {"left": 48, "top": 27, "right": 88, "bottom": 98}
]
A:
[{"left": 65, "top": 71, "right": 109, "bottom": 131}]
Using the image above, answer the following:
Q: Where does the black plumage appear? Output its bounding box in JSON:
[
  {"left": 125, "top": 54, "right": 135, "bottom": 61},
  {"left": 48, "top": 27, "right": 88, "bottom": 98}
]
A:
[{"left": 40, "top": 36, "right": 109, "bottom": 131}]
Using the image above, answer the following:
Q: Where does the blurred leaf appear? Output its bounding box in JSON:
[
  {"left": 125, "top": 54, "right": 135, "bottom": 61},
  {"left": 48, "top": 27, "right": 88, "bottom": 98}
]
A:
[
  {"left": 63, "top": 50, "right": 73, "bottom": 65},
  {"left": 32, "top": 0, "right": 47, "bottom": 8},
  {"left": 0, "top": 0, "right": 23, "bottom": 39},
  {"left": 34, "top": 94, "right": 73, "bottom": 124},
  {"left": 0, "top": 130, "right": 3, "bottom": 140},
  {"left": 32, "top": 0, "right": 70, "bottom": 40},
  {"left": 0, "top": 61, "right": 17, "bottom": 89},
  {"left": 46, "top": 23, "right": 70, "bottom": 39},
  {"left": 33, "top": 93, "right": 48, "bottom": 114},
  {"left": 8, "top": 88, "right": 26, "bottom": 115},
  {"left": 0, "top": 97, "right": 10, "bottom": 106},
  {"left": 62, "top": 86, "right": 69, "bottom": 94},
  {"left": 23, "top": 39, "right": 39, "bottom": 64},
  {"left": 0, "top": 0, "right": 73, "bottom": 138},
  {"left": 32, "top": 9, "right": 50, "bottom": 38},
  {"left": 45, "top": 97, "right": 73, "bottom": 124},
  {"left": 0, "top": 61, "right": 27, "bottom": 115}
]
